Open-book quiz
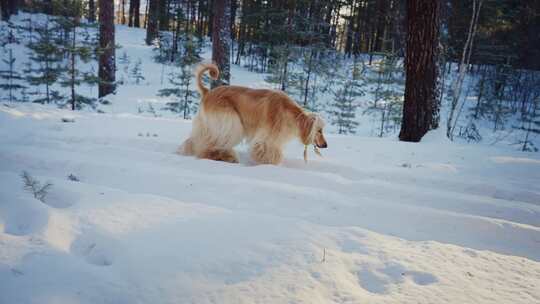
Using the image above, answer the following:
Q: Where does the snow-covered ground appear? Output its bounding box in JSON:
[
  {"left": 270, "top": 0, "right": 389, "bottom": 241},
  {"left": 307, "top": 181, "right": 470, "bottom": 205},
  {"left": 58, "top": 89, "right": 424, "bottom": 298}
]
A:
[
  {"left": 1, "top": 15, "right": 540, "bottom": 304},
  {"left": 1, "top": 103, "right": 540, "bottom": 303}
]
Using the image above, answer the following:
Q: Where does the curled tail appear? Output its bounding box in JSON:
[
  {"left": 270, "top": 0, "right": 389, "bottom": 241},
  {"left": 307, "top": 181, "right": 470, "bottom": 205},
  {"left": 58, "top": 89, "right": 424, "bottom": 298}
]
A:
[{"left": 195, "top": 63, "right": 219, "bottom": 97}]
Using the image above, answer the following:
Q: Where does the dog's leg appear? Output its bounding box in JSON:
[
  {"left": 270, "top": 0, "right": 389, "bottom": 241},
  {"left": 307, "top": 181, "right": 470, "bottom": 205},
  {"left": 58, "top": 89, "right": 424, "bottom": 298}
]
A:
[
  {"left": 250, "top": 142, "right": 283, "bottom": 165},
  {"left": 194, "top": 110, "right": 243, "bottom": 163},
  {"left": 201, "top": 149, "right": 239, "bottom": 163},
  {"left": 178, "top": 137, "right": 194, "bottom": 155}
]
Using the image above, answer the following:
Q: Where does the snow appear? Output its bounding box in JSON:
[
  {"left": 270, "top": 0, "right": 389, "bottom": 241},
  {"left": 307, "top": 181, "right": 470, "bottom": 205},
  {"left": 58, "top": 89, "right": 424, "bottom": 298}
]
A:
[
  {"left": 1, "top": 13, "right": 540, "bottom": 304},
  {"left": 1, "top": 103, "right": 540, "bottom": 303}
]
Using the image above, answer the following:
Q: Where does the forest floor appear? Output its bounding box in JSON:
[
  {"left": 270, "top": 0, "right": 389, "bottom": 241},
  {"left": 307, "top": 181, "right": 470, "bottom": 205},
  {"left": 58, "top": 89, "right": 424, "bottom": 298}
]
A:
[
  {"left": 1, "top": 102, "right": 540, "bottom": 303},
  {"left": 1, "top": 18, "right": 540, "bottom": 304}
]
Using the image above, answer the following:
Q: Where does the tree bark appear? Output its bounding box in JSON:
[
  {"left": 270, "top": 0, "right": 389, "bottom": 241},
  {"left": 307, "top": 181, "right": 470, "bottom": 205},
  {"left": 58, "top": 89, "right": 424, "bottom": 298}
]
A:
[
  {"left": 99, "top": 0, "right": 116, "bottom": 98},
  {"left": 133, "top": 0, "right": 140, "bottom": 27},
  {"left": 121, "top": 0, "right": 126, "bottom": 24},
  {"left": 145, "top": 0, "right": 159, "bottom": 45},
  {"left": 43, "top": 0, "right": 52, "bottom": 15},
  {"left": 399, "top": 0, "right": 440, "bottom": 142},
  {"left": 88, "top": 0, "right": 96, "bottom": 22},
  {"left": 129, "top": 0, "right": 140, "bottom": 27},
  {"left": 0, "top": 0, "right": 9, "bottom": 20},
  {"left": 1, "top": 0, "right": 18, "bottom": 20},
  {"left": 158, "top": 0, "right": 169, "bottom": 31},
  {"left": 211, "top": 0, "right": 231, "bottom": 88}
]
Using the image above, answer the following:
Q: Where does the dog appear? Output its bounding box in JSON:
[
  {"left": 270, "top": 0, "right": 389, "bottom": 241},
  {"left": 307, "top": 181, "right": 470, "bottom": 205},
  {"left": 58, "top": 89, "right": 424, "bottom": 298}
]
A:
[{"left": 178, "top": 63, "right": 327, "bottom": 165}]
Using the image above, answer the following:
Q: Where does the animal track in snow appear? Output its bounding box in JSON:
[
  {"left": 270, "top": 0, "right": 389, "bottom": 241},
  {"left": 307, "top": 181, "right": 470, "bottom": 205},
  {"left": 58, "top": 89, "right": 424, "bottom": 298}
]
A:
[
  {"left": 357, "top": 262, "right": 437, "bottom": 294},
  {"left": 70, "top": 231, "right": 115, "bottom": 267}
]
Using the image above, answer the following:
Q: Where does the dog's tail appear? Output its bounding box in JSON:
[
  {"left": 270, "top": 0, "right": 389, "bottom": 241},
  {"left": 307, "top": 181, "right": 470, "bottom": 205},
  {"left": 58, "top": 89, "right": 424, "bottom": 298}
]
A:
[{"left": 195, "top": 63, "right": 219, "bottom": 97}]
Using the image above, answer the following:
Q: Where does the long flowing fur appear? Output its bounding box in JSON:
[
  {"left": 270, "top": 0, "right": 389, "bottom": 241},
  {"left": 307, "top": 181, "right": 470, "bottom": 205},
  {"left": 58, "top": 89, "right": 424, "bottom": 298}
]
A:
[
  {"left": 179, "top": 64, "right": 327, "bottom": 165},
  {"left": 195, "top": 63, "right": 219, "bottom": 97}
]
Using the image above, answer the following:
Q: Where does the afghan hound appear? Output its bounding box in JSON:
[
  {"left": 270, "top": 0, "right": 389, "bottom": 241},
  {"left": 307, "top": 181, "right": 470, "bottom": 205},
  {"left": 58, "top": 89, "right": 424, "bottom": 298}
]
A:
[{"left": 178, "top": 63, "right": 328, "bottom": 165}]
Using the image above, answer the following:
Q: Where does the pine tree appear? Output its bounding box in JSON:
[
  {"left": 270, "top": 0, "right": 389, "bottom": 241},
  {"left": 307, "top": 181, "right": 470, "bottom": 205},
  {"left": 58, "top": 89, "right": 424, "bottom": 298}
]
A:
[
  {"left": 159, "top": 33, "right": 201, "bottom": 119},
  {"left": 0, "top": 48, "right": 26, "bottom": 102},
  {"left": 328, "top": 61, "right": 364, "bottom": 134},
  {"left": 131, "top": 58, "right": 145, "bottom": 84},
  {"left": 264, "top": 45, "right": 296, "bottom": 91},
  {"left": 487, "top": 64, "right": 513, "bottom": 132},
  {"left": 516, "top": 95, "right": 540, "bottom": 152},
  {"left": 118, "top": 51, "right": 131, "bottom": 84},
  {"left": 55, "top": 5, "right": 99, "bottom": 110},
  {"left": 25, "top": 18, "right": 63, "bottom": 104},
  {"left": 365, "top": 53, "right": 404, "bottom": 137}
]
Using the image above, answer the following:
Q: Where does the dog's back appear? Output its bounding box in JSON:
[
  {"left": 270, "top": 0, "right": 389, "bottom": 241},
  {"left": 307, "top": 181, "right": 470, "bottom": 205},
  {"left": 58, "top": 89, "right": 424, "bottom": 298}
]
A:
[{"left": 202, "top": 85, "right": 303, "bottom": 139}]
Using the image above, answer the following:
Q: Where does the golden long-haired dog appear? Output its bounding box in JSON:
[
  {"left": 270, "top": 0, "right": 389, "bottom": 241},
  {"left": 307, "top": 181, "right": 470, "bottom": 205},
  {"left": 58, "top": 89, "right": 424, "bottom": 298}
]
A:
[{"left": 178, "top": 63, "right": 327, "bottom": 165}]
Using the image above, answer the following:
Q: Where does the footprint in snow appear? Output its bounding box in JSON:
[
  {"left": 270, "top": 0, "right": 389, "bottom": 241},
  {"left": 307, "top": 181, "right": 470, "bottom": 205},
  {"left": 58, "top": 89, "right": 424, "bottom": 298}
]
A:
[
  {"left": 70, "top": 231, "right": 115, "bottom": 267},
  {"left": 357, "top": 262, "right": 437, "bottom": 294},
  {"left": 0, "top": 196, "right": 49, "bottom": 236}
]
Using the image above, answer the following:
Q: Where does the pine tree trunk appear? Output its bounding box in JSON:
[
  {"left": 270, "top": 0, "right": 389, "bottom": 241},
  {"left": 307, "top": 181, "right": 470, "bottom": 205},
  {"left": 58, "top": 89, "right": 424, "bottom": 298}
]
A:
[
  {"left": 99, "top": 0, "right": 116, "bottom": 98},
  {"left": 211, "top": 0, "right": 231, "bottom": 88},
  {"left": 171, "top": 7, "right": 180, "bottom": 62},
  {"left": 398, "top": 0, "right": 440, "bottom": 142},
  {"left": 9, "top": 0, "right": 18, "bottom": 16},
  {"left": 88, "top": 0, "right": 96, "bottom": 22},
  {"left": 129, "top": 0, "right": 140, "bottom": 27},
  {"left": 145, "top": 0, "right": 160, "bottom": 45},
  {"left": 121, "top": 0, "right": 126, "bottom": 24},
  {"left": 43, "top": 0, "right": 52, "bottom": 15},
  {"left": 134, "top": 0, "right": 141, "bottom": 27},
  {"left": 128, "top": 0, "right": 134, "bottom": 26},
  {"left": 0, "top": 0, "right": 8, "bottom": 20},
  {"left": 144, "top": 0, "right": 149, "bottom": 28},
  {"left": 208, "top": 0, "right": 214, "bottom": 39},
  {"left": 158, "top": 0, "right": 169, "bottom": 31},
  {"left": 1, "top": 0, "right": 18, "bottom": 20}
]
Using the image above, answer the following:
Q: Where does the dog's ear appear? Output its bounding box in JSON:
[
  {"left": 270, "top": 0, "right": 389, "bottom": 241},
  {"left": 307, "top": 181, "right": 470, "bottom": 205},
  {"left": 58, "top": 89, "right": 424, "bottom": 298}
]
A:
[{"left": 298, "top": 114, "right": 317, "bottom": 145}]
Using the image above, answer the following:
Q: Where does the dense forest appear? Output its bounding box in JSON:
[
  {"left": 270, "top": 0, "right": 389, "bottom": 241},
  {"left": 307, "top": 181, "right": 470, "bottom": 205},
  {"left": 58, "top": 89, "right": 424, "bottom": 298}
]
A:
[{"left": 1, "top": 0, "right": 539, "bottom": 150}]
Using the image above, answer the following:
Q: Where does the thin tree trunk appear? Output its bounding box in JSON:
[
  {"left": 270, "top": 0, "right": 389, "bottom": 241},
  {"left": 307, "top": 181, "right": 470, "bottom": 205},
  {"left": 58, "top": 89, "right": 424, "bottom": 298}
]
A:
[
  {"left": 303, "top": 48, "right": 315, "bottom": 107},
  {"left": 45, "top": 58, "right": 50, "bottom": 103},
  {"left": 70, "top": 26, "right": 76, "bottom": 110},
  {"left": 171, "top": 6, "right": 180, "bottom": 62},
  {"left": 144, "top": 0, "right": 149, "bottom": 28},
  {"left": 99, "top": 0, "right": 116, "bottom": 97},
  {"left": 446, "top": 0, "right": 483, "bottom": 140},
  {"left": 398, "top": 0, "right": 440, "bottom": 142}
]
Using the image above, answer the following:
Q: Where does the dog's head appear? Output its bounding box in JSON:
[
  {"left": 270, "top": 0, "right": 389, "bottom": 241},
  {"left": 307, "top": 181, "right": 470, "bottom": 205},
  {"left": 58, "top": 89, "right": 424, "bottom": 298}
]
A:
[{"left": 299, "top": 113, "right": 328, "bottom": 149}]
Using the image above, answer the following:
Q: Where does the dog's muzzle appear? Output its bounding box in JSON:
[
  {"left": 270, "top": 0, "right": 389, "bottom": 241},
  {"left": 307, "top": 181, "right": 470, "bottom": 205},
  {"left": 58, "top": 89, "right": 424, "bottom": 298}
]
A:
[{"left": 316, "top": 142, "right": 328, "bottom": 149}]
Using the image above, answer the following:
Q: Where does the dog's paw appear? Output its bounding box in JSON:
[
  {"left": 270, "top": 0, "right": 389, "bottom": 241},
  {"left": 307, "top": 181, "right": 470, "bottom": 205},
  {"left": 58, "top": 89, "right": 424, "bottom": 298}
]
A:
[{"left": 178, "top": 138, "right": 194, "bottom": 156}]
